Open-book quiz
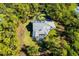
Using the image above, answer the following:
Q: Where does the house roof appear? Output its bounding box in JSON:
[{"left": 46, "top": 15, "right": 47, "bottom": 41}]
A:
[
  {"left": 75, "top": 6, "right": 79, "bottom": 13},
  {"left": 32, "top": 20, "right": 56, "bottom": 34},
  {"left": 32, "top": 20, "right": 56, "bottom": 41}
]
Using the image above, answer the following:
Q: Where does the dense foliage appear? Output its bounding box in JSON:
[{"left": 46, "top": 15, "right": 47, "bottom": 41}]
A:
[{"left": 0, "top": 3, "right": 79, "bottom": 56}]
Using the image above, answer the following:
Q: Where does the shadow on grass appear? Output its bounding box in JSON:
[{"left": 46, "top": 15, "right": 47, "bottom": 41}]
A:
[
  {"left": 20, "top": 45, "right": 29, "bottom": 56},
  {"left": 26, "top": 22, "right": 33, "bottom": 37}
]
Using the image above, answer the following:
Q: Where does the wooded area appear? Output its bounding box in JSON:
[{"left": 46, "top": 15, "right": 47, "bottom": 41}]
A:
[{"left": 0, "top": 3, "right": 79, "bottom": 56}]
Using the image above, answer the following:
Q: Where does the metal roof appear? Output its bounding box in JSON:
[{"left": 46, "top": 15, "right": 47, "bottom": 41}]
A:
[{"left": 32, "top": 20, "right": 56, "bottom": 41}]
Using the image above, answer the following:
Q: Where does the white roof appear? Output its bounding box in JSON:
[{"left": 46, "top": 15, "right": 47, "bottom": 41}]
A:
[
  {"left": 75, "top": 6, "right": 79, "bottom": 13},
  {"left": 33, "top": 20, "right": 56, "bottom": 39},
  {"left": 45, "top": 21, "right": 56, "bottom": 28}
]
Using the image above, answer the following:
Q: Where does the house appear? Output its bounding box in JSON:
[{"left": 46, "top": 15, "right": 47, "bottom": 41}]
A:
[
  {"left": 32, "top": 20, "right": 56, "bottom": 41},
  {"left": 75, "top": 6, "right": 79, "bottom": 14},
  {"left": 74, "top": 6, "right": 79, "bottom": 19}
]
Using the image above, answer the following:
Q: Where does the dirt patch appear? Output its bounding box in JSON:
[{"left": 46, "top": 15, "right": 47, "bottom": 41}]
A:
[{"left": 16, "top": 22, "right": 26, "bottom": 56}]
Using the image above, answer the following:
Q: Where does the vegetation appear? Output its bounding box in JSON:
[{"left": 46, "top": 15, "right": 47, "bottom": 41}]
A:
[{"left": 0, "top": 3, "right": 79, "bottom": 56}]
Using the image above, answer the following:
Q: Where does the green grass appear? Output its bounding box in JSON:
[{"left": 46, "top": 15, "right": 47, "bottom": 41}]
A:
[{"left": 23, "top": 20, "right": 39, "bottom": 47}]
